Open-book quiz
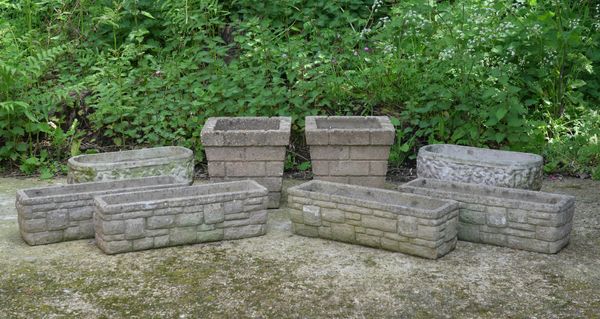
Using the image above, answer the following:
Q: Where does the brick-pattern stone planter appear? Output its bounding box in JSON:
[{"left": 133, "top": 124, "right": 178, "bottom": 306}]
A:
[
  {"left": 201, "top": 117, "right": 291, "bottom": 208},
  {"left": 16, "top": 176, "right": 188, "bottom": 246},
  {"left": 94, "top": 180, "right": 269, "bottom": 254},
  {"left": 399, "top": 178, "right": 575, "bottom": 253},
  {"left": 417, "top": 144, "right": 543, "bottom": 190},
  {"left": 68, "top": 146, "right": 194, "bottom": 184},
  {"left": 305, "top": 116, "right": 395, "bottom": 188},
  {"left": 287, "top": 180, "right": 459, "bottom": 259}
]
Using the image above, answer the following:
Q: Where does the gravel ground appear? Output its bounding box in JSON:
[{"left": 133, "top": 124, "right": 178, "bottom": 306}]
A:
[{"left": 0, "top": 176, "right": 598, "bottom": 318}]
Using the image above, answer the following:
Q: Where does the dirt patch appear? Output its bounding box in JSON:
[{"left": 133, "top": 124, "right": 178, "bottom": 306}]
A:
[{"left": 0, "top": 177, "right": 599, "bottom": 318}]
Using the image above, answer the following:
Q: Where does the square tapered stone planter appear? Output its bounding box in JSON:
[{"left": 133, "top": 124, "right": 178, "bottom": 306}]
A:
[
  {"left": 201, "top": 117, "right": 291, "bottom": 208},
  {"left": 68, "top": 146, "right": 194, "bottom": 184},
  {"left": 93, "top": 180, "right": 269, "bottom": 254},
  {"left": 417, "top": 144, "right": 544, "bottom": 190},
  {"left": 16, "top": 176, "right": 189, "bottom": 245},
  {"left": 287, "top": 180, "right": 459, "bottom": 259},
  {"left": 399, "top": 178, "right": 575, "bottom": 254},
  {"left": 305, "top": 116, "right": 395, "bottom": 188}
]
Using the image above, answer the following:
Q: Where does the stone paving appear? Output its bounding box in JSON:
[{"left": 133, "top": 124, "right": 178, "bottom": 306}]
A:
[{"left": 0, "top": 177, "right": 599, "bottom": 318}]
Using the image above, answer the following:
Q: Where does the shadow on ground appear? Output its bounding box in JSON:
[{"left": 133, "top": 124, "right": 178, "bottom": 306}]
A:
[{"left": 0, "top": 177, "right": 599, "bottom": 318}]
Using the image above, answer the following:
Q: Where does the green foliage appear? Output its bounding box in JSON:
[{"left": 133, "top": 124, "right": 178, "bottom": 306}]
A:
[{"left": 0, "top": 0, "right": 598, "bottom": 178}]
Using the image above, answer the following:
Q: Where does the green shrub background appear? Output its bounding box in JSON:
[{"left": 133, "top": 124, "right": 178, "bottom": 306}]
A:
[{"left": 1, "top": 0, "right": 599, "bottom": 179}]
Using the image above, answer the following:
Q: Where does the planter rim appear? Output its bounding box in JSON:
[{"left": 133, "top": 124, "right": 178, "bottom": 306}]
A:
[
  {"left": 288, "top": 179, "right": 457, "bottom": 219},
  {"left": 419, "top": 144, "right": 543, "bottom": 168},
  {"left": 202, "top": 116, "right": 292, "bottom": 133},
  {"left": 16, "top": 176, "right": 185, "bottom": 204},
  {"left": 401, "top": 178, "right": 574, "bottom": 212},
  {"left": 305, "top": 116, "right": 394, "bottom": 132},
  {"left": 68, "top": 146, "right": 193, "bottom": 170},
  {"left": 95, "top": 180, "right": 268, "bottom": 212}
]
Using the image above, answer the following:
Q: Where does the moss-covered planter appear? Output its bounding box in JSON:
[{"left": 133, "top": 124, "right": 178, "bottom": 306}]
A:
[
  {"left": 417, "top": 144, "right": 543, "bottom": 190},
  {"left": 67, "top": 146, "right": 194, "bottom": 184}
]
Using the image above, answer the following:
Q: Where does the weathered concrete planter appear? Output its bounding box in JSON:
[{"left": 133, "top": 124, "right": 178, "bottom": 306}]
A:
[
  {"left": 399, "top": 178, "right": 575, "bottom": 254},
  {"left": 16, "top": 176, "right": 189, "bottom": 245},
  {"left": 287, "top": 180, "right": 459, "bottom": 259},
  {"left": 67, "top": 146, "right": 194, "bottom": 184},
  {"left": 417, "top": 144, "right": 543, "bottom": 190},
  {"left": 201, "top": 117, "right": 291, "bottom": 208},
  {"left": 305, "top": 116, "right": 395, "bottom": 188},
  {"left": 94, "top": 180, "right": 269, "bottom": 254}
]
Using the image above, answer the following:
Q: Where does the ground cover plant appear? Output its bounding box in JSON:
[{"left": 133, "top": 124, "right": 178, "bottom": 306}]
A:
[{"left": 0, "top": 0, "right": 598, "bottom": 178}]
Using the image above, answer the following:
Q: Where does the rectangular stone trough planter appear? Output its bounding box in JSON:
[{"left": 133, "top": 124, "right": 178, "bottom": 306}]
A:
[
  {"left": 287, "top": 180, "right": 459, "bottom": 259},
  {"left": 417, "top": 144, "right": 544, "bottom": 190},
  {"left": 67, "top": 146, "right": 194, "bottom": 184},
  {"left": 93, "top": 180, "right": 269, "bottom": 254},
  {"left": 201, "top": 117, "right": 291, "bottom": 208},
  {"left": 305, "top": 116, "right": 395, "bottom": 188},
  {"left": 16, "top": 176, "right": 189, "bottom": 246},
  {"left": 399, "top": 178, "right": 575, "bottom": 254}
]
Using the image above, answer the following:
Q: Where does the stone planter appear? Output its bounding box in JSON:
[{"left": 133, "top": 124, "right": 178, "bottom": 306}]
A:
[
  {"left": 94, "top": 180, "right": 269, "bottom": 254},
  {"left": 16, "top": 176, "right": 189, "bottom": 245},
  {"left": 201, "top": 117, "right": 291, "bottom": 208},
  {"left": 287, "top": 180, "right": 459, "bottom": 259},
  {"left": 417, "top": 144, "right": 543, "bottom": 190},
  {"left": 399, "top": 178, "right": 575, "bottom": 254},
  {"left": 305, "top": 116, "right": 395, "bottom": 188},
  {"left": 67, "top": 146, "right": 194, "bottom": 184}
]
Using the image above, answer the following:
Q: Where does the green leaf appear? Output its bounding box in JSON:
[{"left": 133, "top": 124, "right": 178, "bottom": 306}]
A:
[
  {"left": 494, "top": 132, "right": 506, "bottom": 143},
  {"left": 298, "top": 161, "right": 311, "bottom": 171},
  {"left": 495, "top": 108, "right": 508, "bottom": 120},
  {"left": 140, "top": 11, "right": 155, "bottom": 19},
  {"left": 389, "top": 116, "right": 401, "bottom": 126},
  {"left": 569, "top": 79, "right": 586, "bottom": 89},
  {"left": 39, "top": 167, "right": 54, "bottom": 180}
]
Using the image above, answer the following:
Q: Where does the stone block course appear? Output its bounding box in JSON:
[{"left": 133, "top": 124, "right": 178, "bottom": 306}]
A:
[
  {"left": 94, "top": 180, "right": 269, "bottom": 254},
  {"left": 305, "top": 116, "right": 395, "bottom": 189},
  {"left": 288, "top": 180, "right": 459, "bottom": 259},
  {"left": 201, "top": 117, "right": 291, "bottom": 208},
  {"left": 16, "top": 176, "right": 189, "bottom": 246},
  {"left": 399, "top": 178, "right": 575, "bottom": 254}
]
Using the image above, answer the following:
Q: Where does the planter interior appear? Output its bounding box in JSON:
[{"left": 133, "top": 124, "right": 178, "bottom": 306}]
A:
[{"left": 315, "top": 117, "right": 381, "bottom": 129}]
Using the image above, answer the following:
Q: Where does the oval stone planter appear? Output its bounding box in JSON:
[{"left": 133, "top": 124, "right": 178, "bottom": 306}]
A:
[
  {"left": 417, "top": 144, "right": 543, "bottom": 190},
  {"left": 287, "top": 180, "right": 459, "bottom": 259},
  {"left": 67, "top": 146, "right": 194, "bottom": 184}
]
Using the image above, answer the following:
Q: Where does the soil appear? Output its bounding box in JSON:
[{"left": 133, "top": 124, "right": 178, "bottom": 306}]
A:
[{"left": 0, "top": 176, "right": 598, "bottom": 318}]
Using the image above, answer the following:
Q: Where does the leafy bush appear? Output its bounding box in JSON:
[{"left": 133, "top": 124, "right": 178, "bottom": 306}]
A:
[{"left": 0, "top": 0, "right": 598, "bottom": 179}]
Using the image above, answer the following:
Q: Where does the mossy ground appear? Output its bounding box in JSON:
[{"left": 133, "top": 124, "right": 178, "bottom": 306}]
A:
[{"left": 1, "top": 177, "right": 599, "bottom": 318}]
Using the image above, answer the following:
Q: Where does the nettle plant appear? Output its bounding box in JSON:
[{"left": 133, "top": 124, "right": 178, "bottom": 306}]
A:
[{"left": 336, "top": 0, "right": 597, "bottom": 168}]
